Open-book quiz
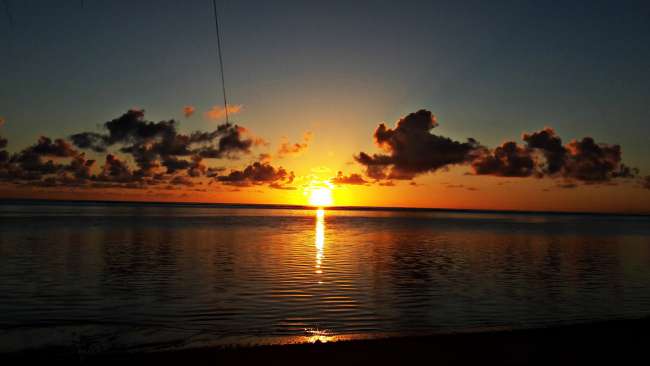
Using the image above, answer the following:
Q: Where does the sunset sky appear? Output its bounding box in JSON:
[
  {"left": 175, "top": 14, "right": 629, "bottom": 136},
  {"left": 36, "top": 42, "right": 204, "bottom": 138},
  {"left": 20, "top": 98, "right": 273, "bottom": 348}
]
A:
[{"left": 1, "top": 0, "right": 649, "bottom": 213}]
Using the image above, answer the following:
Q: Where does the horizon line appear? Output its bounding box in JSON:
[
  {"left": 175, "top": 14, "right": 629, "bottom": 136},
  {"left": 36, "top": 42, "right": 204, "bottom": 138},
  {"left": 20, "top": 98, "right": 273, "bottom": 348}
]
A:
[{"left": 0, "top": 197, "right": 648, "bottom": 217}]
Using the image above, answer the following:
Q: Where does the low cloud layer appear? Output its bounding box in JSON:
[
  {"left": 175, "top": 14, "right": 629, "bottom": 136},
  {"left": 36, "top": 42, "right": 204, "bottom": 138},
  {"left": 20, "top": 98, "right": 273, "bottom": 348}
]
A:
[
  {"left": 70, "top": 109, "right": 253, "bottom": 176},
  {"left": 332, "top": 171, "right": 368, "bottom": 185},
  {"left": 1, "top": 135, "right": 96, "bottom": 185},
  {"left": 2, "top": 108, "right": 647, "bottom": 195},
  {"left": 216, "top": 161, "right": 295, "bottom": 189},
  {"left": 0, "top": 110, "right": 283, "bottom": 191},
  {"left": 356, "top": 109, "right": 642, "bottom": 188},
  {"left": 472, "top": 127, "right": 638, "bottom": 184}
]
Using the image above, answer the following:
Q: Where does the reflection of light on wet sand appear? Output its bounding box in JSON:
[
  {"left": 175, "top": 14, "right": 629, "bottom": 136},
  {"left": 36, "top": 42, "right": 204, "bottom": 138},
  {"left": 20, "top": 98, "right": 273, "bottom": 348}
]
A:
[
  {"left": 315, "top": 208, "right": 324, "bottom": 275},
  {"left": 304, "top": 328, "right": 335, "bottom": 343}
]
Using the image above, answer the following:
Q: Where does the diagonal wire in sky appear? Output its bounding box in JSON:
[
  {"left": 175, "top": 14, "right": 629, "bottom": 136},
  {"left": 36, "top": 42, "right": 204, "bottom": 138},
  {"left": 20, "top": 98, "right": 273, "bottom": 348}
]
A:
[
  {"left": 211, "top": 0, "right": 230, "bottom": 124},
  {"left": 2, "top": 0, "right": 13, "bottom": 27}
]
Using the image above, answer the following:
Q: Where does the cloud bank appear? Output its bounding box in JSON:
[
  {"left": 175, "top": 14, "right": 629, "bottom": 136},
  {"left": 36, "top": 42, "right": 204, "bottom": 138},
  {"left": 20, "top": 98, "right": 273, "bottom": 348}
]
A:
[
  {"left": 1, "top": 108, "right": 647, "bottom": 195},
  {"left": 0, "top": 110, "right": 292, "bottom": 190},
  {"left": 355, "top": 109, "right": 643, "bottom": 188}
]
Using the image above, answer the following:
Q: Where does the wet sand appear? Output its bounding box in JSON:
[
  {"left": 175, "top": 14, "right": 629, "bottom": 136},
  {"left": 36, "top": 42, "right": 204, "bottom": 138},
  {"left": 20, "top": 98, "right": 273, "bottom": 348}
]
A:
[{"left": 3, "top": 317, "right": 647, "bottom": 365}]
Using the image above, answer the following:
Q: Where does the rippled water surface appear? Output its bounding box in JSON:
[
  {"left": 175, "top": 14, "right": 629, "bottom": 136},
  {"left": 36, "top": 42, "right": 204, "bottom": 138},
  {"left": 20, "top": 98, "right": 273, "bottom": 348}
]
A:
[{"left": 1, "top": 202, "right": 650, "bottom": 353}]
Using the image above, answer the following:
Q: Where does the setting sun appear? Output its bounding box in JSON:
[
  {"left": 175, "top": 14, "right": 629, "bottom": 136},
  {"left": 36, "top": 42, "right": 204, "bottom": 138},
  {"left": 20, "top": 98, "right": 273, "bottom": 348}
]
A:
[{"left": 308, "top": 187, "right": 333, "bottom": 207}]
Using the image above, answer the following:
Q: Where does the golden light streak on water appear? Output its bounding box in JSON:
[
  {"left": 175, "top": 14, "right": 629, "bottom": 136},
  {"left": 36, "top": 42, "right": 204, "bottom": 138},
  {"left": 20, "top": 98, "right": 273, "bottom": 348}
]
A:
[{"left": 315, "top": 208, "right": 325, "bottom": 276}]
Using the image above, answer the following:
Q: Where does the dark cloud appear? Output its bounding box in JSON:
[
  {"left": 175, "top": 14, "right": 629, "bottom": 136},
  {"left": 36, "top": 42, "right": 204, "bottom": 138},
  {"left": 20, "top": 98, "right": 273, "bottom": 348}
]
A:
[
  {"left": 216, "top": 161, "right": 294, "bottom": 189},
  {"left": 562, "top": 137, "right": 636, "bottom": 182},
  {"left": 26, "top": 137, "right": 78, "bottom": 158},
  {"left": 187, "top": 156, "right": 207, "bottom": 177},
  {"left": 0, "top": 110, "right": 268, "bottom": 189},
  {"left": 521, "top": 128, "right": 638, "bottom": 183},
  {"left": 471, "top": 141, "right": 535, "bottom": 177},
  {"left": 354, "top": 152, "right": 393, "bottom": 180},
  {"left": 1, "top": 110, "right": 261, "bottom": 190},
  {"left": 4, "top": 137, "right": 82, "bottom": 180},
  {"left": 70, "top": 132, "right": 106, "bottom": 153},
  {"left": 522, "top": 127, "right": 565, "bottom": 174},
  {"left": 199, "top": 125, "right": 253, "bottom": 159},
  {"left": 97, "top": 154, "right": 135, "bottom": 183},
  {"left": 71, "top": 110, "right": 253, "bottom": 176},
  {"left": 354, "top": 110, "right": 642, "bottom": 189},
  {"left": 472, "top": 131, "right": 638, "bottom": 185},
  {"left": 66, "top": 154, "right": 95, "bottom": 180},
  {"left": 332, "top": 171, "right": 368, "bottom": 185},
  {"left": 269, "top": 182, "right": 297, "bottom": 190},
  {"left": 355, "top": 110, "right": 481, "bottom": 180},
  {"left": 0, "top": 135, "right": 99, "bottom": 185}
]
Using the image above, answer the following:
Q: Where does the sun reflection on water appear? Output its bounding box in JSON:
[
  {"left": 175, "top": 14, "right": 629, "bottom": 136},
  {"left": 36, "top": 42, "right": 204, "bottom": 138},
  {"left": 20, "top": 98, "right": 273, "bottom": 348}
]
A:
[
  {"left": 315, "top": 208, "right": 325, "bottom": 276},
  {"left": 306, "top": 208, "right": 336, "bottom": 343}
]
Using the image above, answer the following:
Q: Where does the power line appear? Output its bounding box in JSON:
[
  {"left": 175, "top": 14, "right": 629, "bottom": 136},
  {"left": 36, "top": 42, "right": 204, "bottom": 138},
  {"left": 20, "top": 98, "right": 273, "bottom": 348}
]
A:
[
  {"left": 211, "top": 0, "right": 230, "bottom": 124},
  {"left": 2, "top": 0, "right": 13, "bottom": 27}
]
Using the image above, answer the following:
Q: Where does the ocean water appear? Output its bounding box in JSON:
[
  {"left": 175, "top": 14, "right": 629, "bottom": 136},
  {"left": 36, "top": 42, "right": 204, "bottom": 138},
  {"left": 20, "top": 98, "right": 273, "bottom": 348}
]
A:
[{"left": 1, "top": 201, "right": 649, "bottom": 353}]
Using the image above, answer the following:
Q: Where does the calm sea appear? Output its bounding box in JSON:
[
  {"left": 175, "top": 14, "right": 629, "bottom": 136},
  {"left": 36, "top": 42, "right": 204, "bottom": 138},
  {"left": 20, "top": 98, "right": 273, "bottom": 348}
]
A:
[{"left": 1, "top": 201, "right": 649, "bottom": 353}]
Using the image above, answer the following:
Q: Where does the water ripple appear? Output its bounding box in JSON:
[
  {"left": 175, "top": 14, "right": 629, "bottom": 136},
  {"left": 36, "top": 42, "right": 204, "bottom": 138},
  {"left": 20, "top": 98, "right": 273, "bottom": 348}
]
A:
[{"left": 1, "top": 204, "right": 649, "bottom": 353}]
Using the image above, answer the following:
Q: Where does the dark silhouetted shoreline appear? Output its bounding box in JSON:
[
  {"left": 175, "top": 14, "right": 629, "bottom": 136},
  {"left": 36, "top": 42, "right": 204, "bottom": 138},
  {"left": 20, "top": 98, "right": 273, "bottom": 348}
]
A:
[{"left": 3, "top": 317, "right": 647, "bottom": 365}]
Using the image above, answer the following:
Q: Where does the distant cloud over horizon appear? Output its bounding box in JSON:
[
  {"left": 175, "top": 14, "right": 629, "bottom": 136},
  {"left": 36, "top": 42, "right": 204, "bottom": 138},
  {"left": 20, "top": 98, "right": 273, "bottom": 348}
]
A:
[
  {"left": 356, "top": 109, "right": 643, "bottom": 189},
  {"left": 183, "top": 106, "right": 195, "bottom": 118},
  {"left": 331, "top": 171, "right": 368, "bottom": 185},
  {"left": 0, "top": 108, "right": 648, "bottom": 196},
  {"left": 216, "top": 161, "right": 295, "bottom": 190},
  {"left": 0, "top": 110, "right": 258, "bottom": 190},
  {"left": 472, "top": 127, "right": 638, "bottom": 186},
  {"left": 206, "top": 104, "right": 243, "bottom": 121}
]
